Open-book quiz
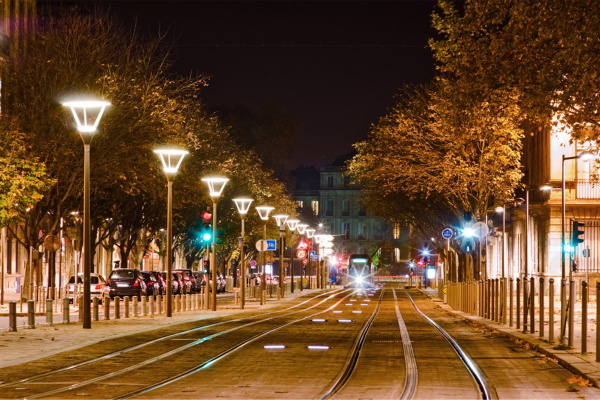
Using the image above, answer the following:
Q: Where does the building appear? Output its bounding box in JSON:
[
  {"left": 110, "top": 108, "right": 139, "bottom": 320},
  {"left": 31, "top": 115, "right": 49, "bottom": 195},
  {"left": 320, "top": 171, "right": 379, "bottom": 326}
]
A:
[{"left": 291, "top": 153, "right": 409, "bottom": 277}]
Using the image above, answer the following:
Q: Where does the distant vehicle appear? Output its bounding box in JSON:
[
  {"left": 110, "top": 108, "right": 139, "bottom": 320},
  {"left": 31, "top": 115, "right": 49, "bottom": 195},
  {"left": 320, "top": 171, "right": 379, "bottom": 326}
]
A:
[
  {"left": 345, "top": 254, "right": 373, "bottom": 289},
  {"left": 216, "top": 273, "right": 226, "bottom": 293},
  {"left": 172, "top": 269, "right": 197, "bottom": 294},
  {"left": 161, "top": 271, "right": 181, "bottom": 295},
  {"left": 106, "top": 269, "right": 147, "bottom": 299},
  {"left": 66, "top": 273, "right": 106, "bottom": 303}
]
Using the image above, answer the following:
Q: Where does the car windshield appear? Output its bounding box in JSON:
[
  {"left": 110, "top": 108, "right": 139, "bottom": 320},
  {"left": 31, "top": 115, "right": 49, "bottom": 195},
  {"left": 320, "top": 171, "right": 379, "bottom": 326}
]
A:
[
  {"left": 110, "top": 270, "right": 135, "bottom": 279},
  {"left": 90, "top": 276, "right": 101, "bottom": 284}
]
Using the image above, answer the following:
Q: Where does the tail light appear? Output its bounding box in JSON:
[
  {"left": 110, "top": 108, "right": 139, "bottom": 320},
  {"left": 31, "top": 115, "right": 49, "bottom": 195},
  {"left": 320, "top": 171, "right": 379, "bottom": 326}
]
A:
[
  {"left": 94, "top": 284, "right": 103, "bottom": 290},
  {"left": 134, "top": 279, "right": 140, "bottom": 287},
  {"left": 66, "top": 284, "right": 71, "bottom": 290},
  {"left": 106, "top": 278, "right": 111, "bottom": 285}
]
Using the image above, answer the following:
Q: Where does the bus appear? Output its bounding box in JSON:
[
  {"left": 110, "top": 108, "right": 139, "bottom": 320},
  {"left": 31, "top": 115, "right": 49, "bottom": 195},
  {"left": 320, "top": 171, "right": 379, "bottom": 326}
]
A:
[{"left": 346, "top": 254, "right": 373, "bottom": 288}]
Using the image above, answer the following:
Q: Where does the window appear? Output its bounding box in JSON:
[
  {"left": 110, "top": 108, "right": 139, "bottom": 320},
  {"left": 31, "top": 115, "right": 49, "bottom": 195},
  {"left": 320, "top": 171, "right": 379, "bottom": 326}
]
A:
[
  {"left": 342, "top": 222, "right": 350, "bottom": 240},
  {"left": 344, "top": 176, "right": 350, "bottom": 188},
  {"left": 327, "top": 176, "right": 333, "bottom": 189},
  {"left": 358, "top": 204, "right": 366, "bottom": 216},
  {"left": 296, "top": 200, "right": 304, "bottom": 209},
  {"left": 311, "top": 200, "right": 319, "bottom": 216},
  {"left": 358, "top": 223, "right": 367, "bottom": 240},
  {"left": 393, "top": 223, "right": 401, "bottom": 239},
  {"left": 326, "top": 200, "right": 334, "bottom": 216},
  {"left": 342, "top": 199, "right": 350, "bottom": 216}
]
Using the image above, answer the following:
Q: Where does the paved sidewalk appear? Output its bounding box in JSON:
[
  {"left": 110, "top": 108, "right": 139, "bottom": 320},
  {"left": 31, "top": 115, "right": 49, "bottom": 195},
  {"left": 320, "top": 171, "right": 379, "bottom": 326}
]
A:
[
  {"left": 420, "top": 287, "right": 600, "bottom": 388},
  {"left": 0, "top": 288, "right": 318, "bottom": 369}
]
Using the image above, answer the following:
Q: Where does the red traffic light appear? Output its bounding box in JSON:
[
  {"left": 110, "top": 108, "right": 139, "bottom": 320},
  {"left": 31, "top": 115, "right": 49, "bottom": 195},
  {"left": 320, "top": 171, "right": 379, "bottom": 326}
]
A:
[{"left": 201, "top": 211, "right": 212, "bottom": 221}]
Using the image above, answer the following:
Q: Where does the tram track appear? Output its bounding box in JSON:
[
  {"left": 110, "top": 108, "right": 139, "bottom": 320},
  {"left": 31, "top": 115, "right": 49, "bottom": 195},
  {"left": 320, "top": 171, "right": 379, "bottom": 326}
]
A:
[{"left": 0, "top": 289, "right": 348, "bottom": 399}]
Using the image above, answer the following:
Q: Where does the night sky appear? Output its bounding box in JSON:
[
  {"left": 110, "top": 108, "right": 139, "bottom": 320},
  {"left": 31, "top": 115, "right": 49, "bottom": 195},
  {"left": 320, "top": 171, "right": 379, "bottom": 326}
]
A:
[{"left": 41, "top": 0, "right": 437, "bottom": 167}]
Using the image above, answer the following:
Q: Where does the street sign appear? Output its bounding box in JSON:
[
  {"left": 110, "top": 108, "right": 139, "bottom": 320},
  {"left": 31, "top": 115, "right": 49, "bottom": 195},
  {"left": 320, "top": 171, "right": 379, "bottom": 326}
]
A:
[
  {"left": 256, "top": 239, "right": 277, "bottom": 251},
  {"left": 442, "top": 228, "right": 453, "bottom": 239},
  {"left": 296, "top": 249, "right": 307, "bottom": 259},
  {"left": 250, "top": 260, "right": 257, "bottom": 267}
]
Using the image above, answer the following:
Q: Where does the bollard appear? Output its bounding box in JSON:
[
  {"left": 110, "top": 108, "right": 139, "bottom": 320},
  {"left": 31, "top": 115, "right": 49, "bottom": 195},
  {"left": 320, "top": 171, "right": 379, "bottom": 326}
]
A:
[
  {"left": 539, "top": 278, "right": 544, "bottom": 338},
  {"left": 262, "top": 290, "right": 266, "bottom": 305},
  {"left": 46, "top": 299, "right": 53, "bottom": 327},
  {"left": 549, "top": 279, "right": 555, "bottom": 343},
  {"left": 8, "top": 302, "right": 17, "bottom": 332},
  {"left": 114, "top": 297, "right": 121, "bottom": 319},
  {"left": 78, "top": 297, "right": 84, "bottom": 323},
  {"left": 183, "top": 294, "right": 187, "bottom": 312},
  {"left": 596, "top": 282, "right": 600, "bottom": 362},
  {"left": 516, "top": 278, "right": 521, "bottom": 330},
  {"left": 63, "top": 298, "right": 70, "bottom": 324},
  {"left": 582, "top": 281, "right": 588, "bottom": 354},
  {"left": 132, "top": 296, "right": 138, "bottom": 317},
  {"left": 142, "top": 296, "right": 147, "bottom": 316},
  {"left": 104, "top": 297, "right": 110, "bottom": 320},
  {"left": 124, "top": 296, "right": 130, "bottom": 318},
  {"left": 530, "top": 277, "right": 535, "bottom": 334},
  {"left": 27, "top": 300, "right": 35, "bottom": 329},
  {"left": 569, "top": 279, "right": 575, "bottom": 348},
  {"left": 157, "top": 296, "right": 162, "bottom": 314},
  {"left": 150, "top": 296, "right": 155, "bottom": 316},
  {"left": 92, "top": 298, "right": 99, "bottom": 321},
  {"left": 234, "top": 291, "right": 239, "bottom": 305},
  {"left": 522, "top": 277, "right": 529, "bottom": 333},
  {"left": 509, "top": 278, "right": 514, "bottom": 327}
]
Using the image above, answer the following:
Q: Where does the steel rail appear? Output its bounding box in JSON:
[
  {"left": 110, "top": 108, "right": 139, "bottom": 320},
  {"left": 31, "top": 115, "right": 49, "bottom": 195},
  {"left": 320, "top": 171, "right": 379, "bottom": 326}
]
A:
[
  {"left": 318, "top": 287, "right": 385, "bottom": 400},
  {"left": 394, "top": 289, "right": 418, "bottom": 400},
  {"left": 404, "top": 290, "right": 493, "bottom": 400},
  {"left": 16, "top": 290, "right": 351, "bottom": 400}
]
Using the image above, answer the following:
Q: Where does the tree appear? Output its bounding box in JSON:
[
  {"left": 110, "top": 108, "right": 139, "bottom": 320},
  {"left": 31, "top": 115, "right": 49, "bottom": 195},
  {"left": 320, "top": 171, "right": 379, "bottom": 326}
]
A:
[
  {"left": 430, "top": 0, "right": 600, "bottom": 137},
  {"left": 0, "top": 117, "right": 53, "bottom": 227}
]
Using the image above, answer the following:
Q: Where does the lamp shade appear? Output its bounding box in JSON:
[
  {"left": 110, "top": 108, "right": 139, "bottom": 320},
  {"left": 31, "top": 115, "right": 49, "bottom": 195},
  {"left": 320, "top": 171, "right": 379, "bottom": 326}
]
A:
[
  {"left": 297, "top": 224, "right": 308, "bottom": 235},
  {"left": 154, "top": 148, "right": 188, "bottom": 174},
  {"left": 286, "top": 219, "right": 300, "bottom": 231},
  {"left": 273, "top": 214, "right": 289, "bottom": 227},
  {"left": 233, "top": 198, "right": 253, "bottom": 215},
  {"left": 62, "top": 100, "right": 110, "bottom": 133},
  {"left": 306, "top": 228, "right": 316, "bottom": 238},
  {"left": 256, "top": 206, "right": 275, "bottom": 220},
  {"left": 202, "top": 176, "right": 229, "bottom": 198}
]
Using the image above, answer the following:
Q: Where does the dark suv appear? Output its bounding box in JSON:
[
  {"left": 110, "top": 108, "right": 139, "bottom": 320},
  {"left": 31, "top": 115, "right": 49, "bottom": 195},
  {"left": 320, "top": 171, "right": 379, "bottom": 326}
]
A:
[{"left": 106, "top": 269, "right": 147, "bottom": 299}]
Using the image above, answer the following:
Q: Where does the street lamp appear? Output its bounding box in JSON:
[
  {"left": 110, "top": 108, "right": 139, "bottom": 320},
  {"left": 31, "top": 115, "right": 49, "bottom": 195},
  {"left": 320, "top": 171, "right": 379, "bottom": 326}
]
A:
[
  {"left": 297, "top": 224, "right": 308, "bottom": 290},
  {"left": 525, "top": 185, "right": 552, "bottom": 278},
  {"left": 256, "top": 206, "right": 274, "bottom": 297},
  {"left": 305, "top": 228, "right": 316, "bottom": 289},
  {"left": 560, "top": 151, "right": 595, "bottom": 346},
  {"left": 494, "top": 206, "right": 506, "bottom": 278},
  {"left": 154, "top": 148, "right": 188, "bottom": 318},
  {"left": 233, "top": 198, "right": 253, "bottom": 309},
  {"left": 286, "top": 219, "right": 300, "bottom": 293},
  {"left": 273, "top": 214, "right": 289, "bottom": 297},
  {"left": 202, "top": 176, "right": 229, "bottom": 311},
  {"left": 62, "top": 99, "right": 110, "bottom": 329}
]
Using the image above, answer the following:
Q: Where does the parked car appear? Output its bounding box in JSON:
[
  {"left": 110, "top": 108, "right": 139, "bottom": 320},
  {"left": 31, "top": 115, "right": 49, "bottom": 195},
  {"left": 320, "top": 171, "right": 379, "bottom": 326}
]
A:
[
  {"left": 106, "top": 269, "right": 147, "bottom": 299},
  {"left": 172, "top": 269, "right": 197, "bottom": 294},
  {"left": 150, "top": 271, "right": 166, "bottom": 295},
  {"left": 140, "top": 271, "right": 160, "bottom": 297},
  {"left": 191, "top": 271, "right": 205, "bottom": 293},
  {"left": 66, "top": 273, "right": 106, "bottom": 303},
  {"left": 160, "top": 271, "right": 181, "bottom": 295},
  {"left": 216, "top": 273, "right": 226, "bottom": 293}
]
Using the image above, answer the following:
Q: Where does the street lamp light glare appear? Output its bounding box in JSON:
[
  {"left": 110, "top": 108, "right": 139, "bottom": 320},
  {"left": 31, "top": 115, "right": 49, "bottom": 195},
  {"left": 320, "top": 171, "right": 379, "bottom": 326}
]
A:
[
  {"left": 62, "top": 100, "right": 111, "bottom": 134},
  {"left": 306, "top": 228, "right": 316, "bottom": 238},
  {"left": 233, "top": 198, "right": 253, "bottom": 215},
  {"left": 256, "top": 205, "right": 275, "bottom": 220},
  {"left": 540, "top": 185, "right": 553, "bottom": 191},
  {"left": 201, "top": 176, "right": 229, "bottom": 197},
  {"left": 297, "top": 223, "right": 308, "bottom": 235},
  {"left": 286, "top": 219, "right": 300, "bottom": 231},
  {"left": 495, "top": 206, "right": 504, "bottom": 213},
  {"left": 154, "top": 148, "right": 188, "bottom": 174},
  {"left": 578, "top": 151, "right": 596, "bottom": 161},
  {"left": 273, "top": 214, "right": 289, "bottom": 227}
]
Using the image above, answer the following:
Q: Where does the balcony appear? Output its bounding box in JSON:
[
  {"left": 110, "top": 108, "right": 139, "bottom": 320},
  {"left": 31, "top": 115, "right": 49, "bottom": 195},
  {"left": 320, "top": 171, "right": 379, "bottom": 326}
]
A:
[{"left": 577, "top": 180, "right": 600, "bottom": 199}]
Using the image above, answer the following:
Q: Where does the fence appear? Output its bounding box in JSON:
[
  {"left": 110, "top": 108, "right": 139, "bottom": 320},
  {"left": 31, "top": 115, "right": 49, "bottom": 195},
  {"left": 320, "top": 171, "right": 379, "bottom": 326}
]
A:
[{"left": 447, "top": 277, "right": 600, "bottom": 361}]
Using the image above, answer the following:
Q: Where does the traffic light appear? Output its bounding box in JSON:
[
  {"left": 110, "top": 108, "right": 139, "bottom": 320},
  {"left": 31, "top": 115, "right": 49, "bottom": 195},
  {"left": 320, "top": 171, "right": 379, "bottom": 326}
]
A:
[
  {"left": 200, "top": 210, "right": 212, "bottom": 242},
  {"left": 571, "top": 220, "right": 585, "bottom": 247}
]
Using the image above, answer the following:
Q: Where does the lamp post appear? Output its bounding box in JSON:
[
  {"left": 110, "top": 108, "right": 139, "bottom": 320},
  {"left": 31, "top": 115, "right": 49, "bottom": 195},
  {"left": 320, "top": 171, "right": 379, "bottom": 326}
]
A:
[
  {"left": 62, "top": 99, "right": 110, "bottom": 329},
  {"left": 233, "top": 198, "right": 253, "bottom": 309},
  {"left": 256, "top": 206, "right": 274, "bottom": 297},
  {"left": 202, "top": 176, "right": 229, "bottom": 311},
  {"left": 273, "top": 214, "right": 289, "bottom": 297},
  {"left": 154, "top": 148, "right": 188, "bottom": 318},
  {"left": 560, "top": 151, "right": 594, "bottom": 345},
  {"left": 524, "top": 185, "right": 552, "bottom": 278},
  {"left": 305, "top": 228, "right": 316, "bottom": 289},
  {"left": 297, "top": 224, "right": 308, "bottom": 290},
  {"left": 494, "top": 206, "right": 506, "bottom": 278},
  {"left": 286, "top": 219, "right": 300, "bottom": 293}
]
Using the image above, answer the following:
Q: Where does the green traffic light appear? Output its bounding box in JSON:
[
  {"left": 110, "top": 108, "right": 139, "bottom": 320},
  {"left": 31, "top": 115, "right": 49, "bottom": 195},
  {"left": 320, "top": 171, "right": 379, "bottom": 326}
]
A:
[{"left": 202, "top": 232, "right": 212, "bottom": 241}]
